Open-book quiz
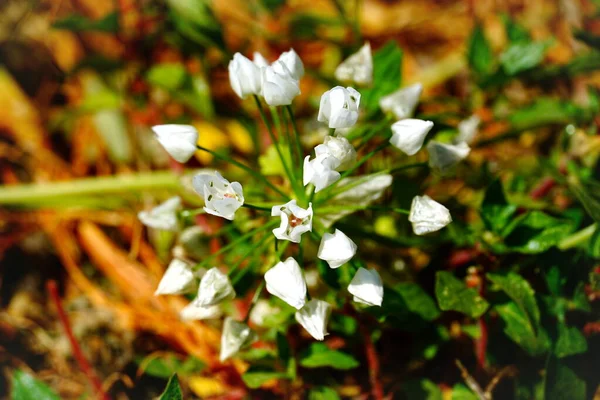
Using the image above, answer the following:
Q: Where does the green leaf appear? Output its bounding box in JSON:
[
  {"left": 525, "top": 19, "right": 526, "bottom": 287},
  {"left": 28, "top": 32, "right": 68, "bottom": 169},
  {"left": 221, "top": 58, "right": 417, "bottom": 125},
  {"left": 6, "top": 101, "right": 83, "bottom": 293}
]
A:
[
  {"left": 159, "top": 374, "right": 183, "bottom": 400},
  {"left": 403, "top": 379, "right": 443, "bottom": 400},
  {"left": 241, "top": 370, "right": 289, "bottom": 389},
  {"left": 495, "top": 302, "right": 550, "bottom": 356},
  {"left": 555, "top": 323, "right": 588, "bottom": 358},
  {"left": 308, "top": 386, "right": 341, "bottom": 400},
  {"left": 500, "top": 41, "right": 550, "bottom": 75},
  {"left": 503, "top": 16, "right": 531, "bottom": 43},
  {"left": 394, "top": 283, "right": 441, "bottom": 321},
  {"left": 167, "top": 0, "right": 225, "bottom": 50},
  {"left": 299, "top": 343, "right": 359, "bottom": 370},
  {"left": 480, "top": 179, "right": 517, "bottom": 233},
  {"left": 360, "top": 41, "right": 403, "bottom": 112},
  {"left": 260, "top": 0, "right": 286, "bottom": 11},
  {"left": 468, "top": 25, "right": 494, "bottom": 76},
  {"left": 11, "top": 370, "right": 60, "bottom": 400},
  {"left": 503, "top": 211, "right": 576, "bottom": 254},
  {"left": 451, "top": 384, "right": 479, "bottom": 400},
  {"left": 487, "top": 272, "right": 541, "bottom": 330},
  {"left": 53, "top": 12, "right": 119, "bottom": 33},
  {"left": 136, "top": 354, "right": 206, "bottom": 379},
  {"left": 435, "top": 271, "right": 489, "bottom": 318},
  {"left": 259, "top": 144, "right": 293, "bottom": 177},
  {"left": 545, "top": 358, "right": 586, "bottom": 400},
  {"left": 146, "top": 64, "right": 188, "bottom": 91},
  {"left": 509, "top": 98, "right": 584, "bottom": 131}
]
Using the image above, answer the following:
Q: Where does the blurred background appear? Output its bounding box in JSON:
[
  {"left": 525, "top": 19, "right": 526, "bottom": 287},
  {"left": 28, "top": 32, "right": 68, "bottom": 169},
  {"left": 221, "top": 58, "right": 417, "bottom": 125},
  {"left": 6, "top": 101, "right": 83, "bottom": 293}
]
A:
[{"left": 1, "top": 0, "right": 599, "bottom": 398}]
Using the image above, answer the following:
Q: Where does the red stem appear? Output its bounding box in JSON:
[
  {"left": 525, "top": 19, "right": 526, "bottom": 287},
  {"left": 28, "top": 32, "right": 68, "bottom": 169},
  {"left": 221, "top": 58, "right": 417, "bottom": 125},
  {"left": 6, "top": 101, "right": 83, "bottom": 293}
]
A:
[
  {"left": 359, "top": 323, "right": 384, "bottom": 400},
  {"left": 47, "top": 280, "right": 111, "bottom": 400}
]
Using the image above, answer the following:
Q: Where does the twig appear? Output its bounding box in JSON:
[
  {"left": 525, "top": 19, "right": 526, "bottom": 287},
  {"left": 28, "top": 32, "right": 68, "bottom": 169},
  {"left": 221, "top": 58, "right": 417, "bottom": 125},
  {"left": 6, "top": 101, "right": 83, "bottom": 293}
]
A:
[
  {"left": 46, "top": 280, "right": 111, "bottom": 400},
  {"left": 455, "top": 359, "right": 488, "bottom": 400},
  {"left": 359, "top": 322, "right": 384, "bottom": 400},
  {"left": 484, "top": 366, "right": 517, "bottom": 397}
]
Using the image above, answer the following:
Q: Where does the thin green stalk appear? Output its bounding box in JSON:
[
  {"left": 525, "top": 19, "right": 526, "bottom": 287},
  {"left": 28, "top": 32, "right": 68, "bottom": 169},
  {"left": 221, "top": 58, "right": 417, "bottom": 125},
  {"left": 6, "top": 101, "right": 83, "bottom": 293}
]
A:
[
  {"left": 285, "top": 105, "right": 305, "bottom": 173},
  {"left": 243, "top": 281, "right": 266, "bottom": 323},
  {"left": 316, "top": 205, "right": 410, "bottom": 215},
  {"left": 0, "top": 171, "right": 180, "bottom": 206},
  {"left": 558, "top": 223, "right": 596, "bottom": 250},
  {"left": 229, "top": 234, "right": 275, "bottom": 283},
  {"left": 243, "top": 203, "right": 272, "bottom": 212},
  {"left": 196, "top": 145, "right": 288, "bottom": 199}
]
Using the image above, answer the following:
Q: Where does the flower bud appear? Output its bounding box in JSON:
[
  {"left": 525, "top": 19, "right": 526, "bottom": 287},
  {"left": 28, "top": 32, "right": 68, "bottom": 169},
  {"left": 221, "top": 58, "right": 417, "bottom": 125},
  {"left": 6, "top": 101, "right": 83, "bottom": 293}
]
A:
[
  {"left": 195, "top": 267, "right": 236, "bottom": 306},
  {"left": 426, "top": 141, "right": 470, "bottom": 172},
  {"left": 389, "top": 119, "right": 434, "bottom": 156},
  {"left": 317, "top": 229, "right": 357, "bottom": 269},
  {"left": 334, "top": 42, "right": 373, "bottom": 86},
  {"left": 318, "top": 86, "right": 361, "bottom": 129},
  {"left": 152, "top": 125, "right": 199, "bottom": 163},
  {"left": 272, "top": 200, "right": 313, "bottom": 243},
  {"left": 315, "top": 136, "right": 356, "bottom": 171},
  {"left": 379, "top": 83, "right": 423, "bottom": 120},
  {"left": 265, "top": 257, "right": 307, "bottom": 309},
  {"left": 220, "top": 317, "right": 257, "bottom": 361},
  {"left": 273, "top": 48, "right": 304, "bottom": 80},
  {"left": 154, "top": 258, "right": 196, "bottom": 295},
  {"left": 348, "top": 267, "right": 383, "bottom": 306},
  {"left": 455, "top": 115, "right": 480, "bottom": 144},
  {"left": 253, "top": 51, "right": 269, "bottom": 68},
  {"left": 193, "top": 171, "right": 244, "bottom": 221},
  {"left": 303, "top": 154, "right": 341, "bottom": 193},
  {"left": 180, "top": 303, "right": 222, "bottom": 321},
  {"left": 262, "top": 62, "right": 301, "bottom": 106},
  {"left": 409, "top": 195, "right": 452, "bottom": 235},
  {"left": 295, "top": 299, "right": 332, "bottom": 341},
  {"left": 228, "top": 52, "right": 262, "bottom": 99},
  {"left": 138, "top": 196, "right": 181, "bottom": 231}
]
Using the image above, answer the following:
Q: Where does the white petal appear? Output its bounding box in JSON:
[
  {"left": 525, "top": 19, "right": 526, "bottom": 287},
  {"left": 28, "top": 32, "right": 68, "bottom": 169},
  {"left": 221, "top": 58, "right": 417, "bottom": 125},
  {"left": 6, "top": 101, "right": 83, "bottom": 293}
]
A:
[
  {"left": 220, "top": 317, "right": 257, "bottom": 361},
  {"left": 348, "top": 268, "right": 383, "bottom": 306},
  {"left": 317, "top": 229, "right": 357, "bottom": 269},
  {"left": 275, "top": 48, "right": 304, "bottom": 80},
  {"left": 335, "top": 43, "right": 373, "bottom": 86},
  {"left": 408, "top": 195, "right": 452, "bottom": 235},
  {"left": 295, "top": 299, "right": 331, "bottom": 341},
  {"left": 152, "top": 125, "right": 198, "bottom": 163},
  {"left": 315, "top": 136, "right": 356, "bottom": 171},
  {"left": 196, "top": 267, "right": 236, "bottom": 306},
  {"left": 379, "top": 83, "right": 423, "bottom": 120},
  {"left": 192, "top": 172, "right": 244, "bottom": 221},
  {"left": 271, "top": 200, "right": 313, "bottom": 243},
  {"left": 389, "top": 119, "right": 434, "bottom": 156},
  {"left": 155, "top": 258, "right": 196, "bottom": 295},
  {"left": 318, "top": 86, "right": 361, "bottom": 129},
  {"left": 455, "top": 115, "right": 481, "bottom": 144},
  {"left": 180, "top": 303, "right": 222, "bottom": 321},
  {"left": 426, "top": 141, "right": 470, "bottom": 173},
  {"left": 265, "top": 257, "right": 307, "bottom": 309},
  {"left": 138, "top": 196, "right": 181, "bottom": 231},
  {"left": 253, "top": 51, "right": 269, "bottom": 68},
  {"left": 228, "top": 53, "right": 262, "bottom": 99},
  {"left": 262, "top": 63, "right": 300, "bottom": 106}
]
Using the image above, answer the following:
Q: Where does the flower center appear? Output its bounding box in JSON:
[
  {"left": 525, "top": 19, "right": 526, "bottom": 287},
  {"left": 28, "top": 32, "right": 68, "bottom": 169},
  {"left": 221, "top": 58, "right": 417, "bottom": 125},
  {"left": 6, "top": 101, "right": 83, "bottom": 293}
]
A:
[{"left": 289, "top": 214, "right": 303, "bottom": 227}]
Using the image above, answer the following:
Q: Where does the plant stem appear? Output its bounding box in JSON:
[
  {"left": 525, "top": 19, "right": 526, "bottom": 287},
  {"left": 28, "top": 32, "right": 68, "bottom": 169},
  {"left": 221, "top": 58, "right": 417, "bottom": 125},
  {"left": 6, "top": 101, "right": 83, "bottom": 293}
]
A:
[
  {"left": 285, "top": 105, "right": 305, "bottom": 190},
  {"left": 243, "top": 203, "right": 272, "bottom": 212}
]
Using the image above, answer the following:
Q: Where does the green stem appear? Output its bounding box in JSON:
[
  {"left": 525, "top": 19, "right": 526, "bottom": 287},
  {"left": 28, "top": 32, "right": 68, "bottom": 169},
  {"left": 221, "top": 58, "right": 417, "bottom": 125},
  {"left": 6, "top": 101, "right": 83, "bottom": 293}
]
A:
[
  {"left": 285, "top": 105, "right": 305, "bottom": 186},
  {"left": 558, "top": 223, "right": 596, "bottom": 250},
  {"left": 243, "top": 281, "right": 266, "bottom": 323},
  {"left": 196, "top": 145, "right": 288, "bottom": 199},
  {"left": 316, "top": 205, "right": 409, "bottom": 215},
  {"left": 0, "top": 171, "right": 180, "bottom": 206},
  {"left": 243, "top": 203, "right": 272, "bottom": 212}
]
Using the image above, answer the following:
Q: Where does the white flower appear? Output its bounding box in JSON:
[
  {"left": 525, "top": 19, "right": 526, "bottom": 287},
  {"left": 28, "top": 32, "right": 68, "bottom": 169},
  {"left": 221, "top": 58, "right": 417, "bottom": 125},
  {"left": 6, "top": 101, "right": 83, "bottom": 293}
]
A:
[
  {"left": 253, "top": 51, "right": 269, "bottom": 68},
  {"left": 271, "top": 200, "right": 313, "bottom": 243},
  {"left": 426, "top": 141, "right": 471, "bottom": 172},
  {"left": 220, "top": 317, "right": 257, "bottom": 361},
  {"left": 180, "top": 303, "right": 222, "bottom": 321},
  {"left": 317, "top": 229, "right": 357, "bottom": 269},
  {"left": 318, "top": 86, "right": 361, "bottom": 129},
  {"left": 455, "top": 115, "right": 481, "bottom": 144},
  {"left": 195, "top": 267, "right": 236, "bottom": 306},
  {"left": 379, "top": 83, "right": 423, "bottom": 120},
  {"left": 315, "top": 136, "right": 356, "bottom": 171},
  {"left": 154, "top": 258, "right": 195, "bottom": 295},
  {"left": 249, "top": 300, "right": 280, "bottom": 327},
  {"left": 348, "top": 267, "right": 383, "bottom": 307},
  {"left": 152, "top": 125, "right": 198, "bottom": 163},
  {"left": 264, "top": 257, "right": 307, "bottom": 309},
  {"left": 295, "top": 299, "right": 331, "bottom": 341},
  {"left": 138, "top": 196, "right": 181, "bottom": 231},
  {"left": 193, "top": 172, "right": 244, "bottom": 220},
  {"left": 273, "top": 48, "right": 305, "bottom": 80},
  {"left": 303, "top": 154, "right": 341, "bottom": 193},
  {"left": 262, "top": 62, "right": 301, "bottom": 106},
  {"left": 228, "top": 52, "right": 262, "bottom": 99},
  {"left": 390, "top": 119, "right": 434, "bottom": 156},
  {"left": 334, "top": 42, "right": 373, "bottom": 86},
  {"left": 409, "top": 195, "right": 452, "bottom": 235}
]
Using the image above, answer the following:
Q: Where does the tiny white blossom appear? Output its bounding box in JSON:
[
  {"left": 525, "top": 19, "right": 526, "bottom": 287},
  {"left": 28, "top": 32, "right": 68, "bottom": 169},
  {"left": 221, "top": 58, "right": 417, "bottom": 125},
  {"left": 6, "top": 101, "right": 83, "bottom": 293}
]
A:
[
  {"left": 348, "top": 267, "right": 383, "bottom": 307},
  {"left": 220, "top": 317, "right": 257, "bottom": 361},
  {"left": 295, "top": 299, "right": 332, "bottom": 341},
  {"left": 426, "top": 141, "right": 471, "bottom": 172},
  {"left": 315, "top": 136, "right": 356, "bottom": 171},
  {"left": 262, "top": 62, "right": 301, "bottom": 106},
  {"left": 318, "top": 86, "right": 361, "bottom": 129},
  {"left": 303, "top": 154, "right": 341, "bottom": 193},
  {"left": 390, "top": 119, "right": 434, "bottom": 156},
  {"left": 335, "top": 42, "right": 373, "bottom": 86},
  {"left": 271, "top": 200, "right": 313, "bottom": 243},
  {"left": 138, "top": 196, "right": 181, "bottom": 231},
  {"left": 317, "top": 229, "right": 357, "bottom": 269},
  {"left": 229, "top": 52, "right": 262, "bottom": 99},
  {"left": 249, "top": 300, "right": 281, "bottom": 327},
  {"left": 409, "top": 195, "right": 452, "bottom": 235},
  {"left": 455, "top": 114, "right": 481, "bottom": 144},
  {"left": 180, "top": 303, "right": 222, "bottom": 321},
  {"left": 152, "top": 125, "right": 198, "bottom": 163},
  {"left": 154, "top": 258, "right": 195, "bottom": 295},
  {"left": 265, "top": 257, "right": 307, "bottom": 309},
  {"left": 253, "top": 51, "right": 269, "bottom": 68},
  {"left": 379, "top": 83, "right": 423, "bottom": 120},
  {"left": 193, "top": 172, "right": 244, "bottom": 220},
  {"left": 273, "top": 48, "right": 305, "bottom": 80},
  {"left": 195, "top": 267, "right": 236, "bottom": 306}
]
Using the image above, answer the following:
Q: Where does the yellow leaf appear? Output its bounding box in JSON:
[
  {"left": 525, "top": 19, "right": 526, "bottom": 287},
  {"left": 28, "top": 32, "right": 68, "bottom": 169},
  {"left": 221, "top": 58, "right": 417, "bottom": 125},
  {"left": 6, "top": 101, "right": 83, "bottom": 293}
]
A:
[
  {"left": 188, "top": 376, "right": 227, "bottom": 398},
  {"left": 193, "top": 121, "right": 229, "bottom": 164},
  {"left": 226, "top": 120, "right": 254, "bottom": 154}
]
